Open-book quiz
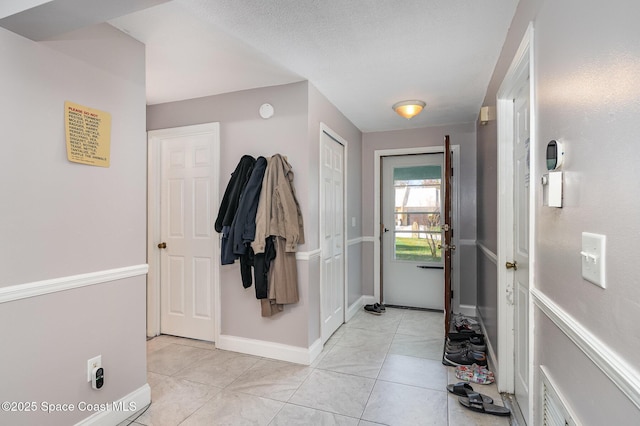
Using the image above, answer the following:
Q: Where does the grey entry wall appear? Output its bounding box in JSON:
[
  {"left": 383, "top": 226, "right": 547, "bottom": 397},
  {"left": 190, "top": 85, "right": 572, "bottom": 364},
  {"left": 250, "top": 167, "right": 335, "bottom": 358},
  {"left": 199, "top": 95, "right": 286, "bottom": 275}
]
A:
[
  {"left": 362, "top": 123, "right": 477, "bottom": 306},
  {"left": 0, "top": 24, "right": 148, "bottom": 425},
  {"left": 148, "top": 80, "right": 362, "bottom": 350},
  {"left": 478, "top": 0, "right": 640, "bottom": 421}
]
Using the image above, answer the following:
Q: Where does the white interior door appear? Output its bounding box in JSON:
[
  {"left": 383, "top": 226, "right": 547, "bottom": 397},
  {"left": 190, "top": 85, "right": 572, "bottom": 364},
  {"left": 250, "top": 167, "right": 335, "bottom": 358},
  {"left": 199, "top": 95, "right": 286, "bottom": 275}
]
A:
[
  {"left": 155, "top": 125, "right": 218, "bottom": 342},
  {"left": 320, "top": 130, "right": 345, "bottom": 343},
  {"left": 381, "top": 154, "right": 444, "bottom": 310},
  {"left": 513, "top": 79, "right": 531, "bottom": 420}
]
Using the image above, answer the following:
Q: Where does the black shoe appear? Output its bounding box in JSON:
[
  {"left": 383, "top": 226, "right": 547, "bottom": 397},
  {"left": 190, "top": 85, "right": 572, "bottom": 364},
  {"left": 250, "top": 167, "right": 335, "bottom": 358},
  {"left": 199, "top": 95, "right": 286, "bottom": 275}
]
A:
[
  {"left": 364, "top": 304, "right": 382, "bottom": 315},
  {"left": 444, "top": 349, "right": 487, "bottom": 367},
  {"left": 374, "top": 303, "right": 386, "bottom": 312}
]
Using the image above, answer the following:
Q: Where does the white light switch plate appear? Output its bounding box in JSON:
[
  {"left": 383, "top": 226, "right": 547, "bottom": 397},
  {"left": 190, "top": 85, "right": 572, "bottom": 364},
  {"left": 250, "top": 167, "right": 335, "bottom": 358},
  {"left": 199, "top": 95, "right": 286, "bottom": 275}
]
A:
[{"left": 581, "top": 232, "right": 606, "bottom": 288}]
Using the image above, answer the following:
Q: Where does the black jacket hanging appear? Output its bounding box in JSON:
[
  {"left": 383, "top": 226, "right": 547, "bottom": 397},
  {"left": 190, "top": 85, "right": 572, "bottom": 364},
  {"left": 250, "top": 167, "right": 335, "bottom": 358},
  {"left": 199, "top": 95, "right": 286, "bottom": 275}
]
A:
[
  {"left": 215, "top": 155, "right": 255, "bottom": 233},
  {"left": 216, "top": 155, "right": 255, "bottom": 265}
]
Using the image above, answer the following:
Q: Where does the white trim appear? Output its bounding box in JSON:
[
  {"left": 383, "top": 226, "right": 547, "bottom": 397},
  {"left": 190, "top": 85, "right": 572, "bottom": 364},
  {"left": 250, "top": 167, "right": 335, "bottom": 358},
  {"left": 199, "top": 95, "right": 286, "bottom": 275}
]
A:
[
  {"left": 373, "top": 145, "right": 461, "bottom": 312},
  {"left": 459, "top": 239, "right": 476, "bottom": 246},
  {"left": 458, "top": 304, "right": 477, "bottom": 317},
  {"left": 346, "top": 295, "right": 367, "bottom": 321},
  {"left": 347, "top": 237, "right": 365, "bottom": 246},
  {"left": 0, "top": 265, "right": 148, "bottom": 304},
  {"left": 477, "top": 242, "right": 498, "bottom": 264},
  {"left": 533, "top": 289, "right": 640, "bottom": 411},
  {"left": 146, "top": 123, "right": 221, "bottom": 341},
  {"left": 216, "top": 334, "right": 323, "bottom": 365},
  {"left": 361, "top": 295, "right": 376, "bottom": 307},
  {"left": 295, "top": 249, "right": 322, "bottom": 261},
  {"left": 477, "top": 312, "right": 499, "bottom": 384},
  {"left": 361, "top": 236, "right": 376, "bottom": 243},
  {"left": 74, "top": 383, "right": 151, "bottom": 426},
  {"left": 319, "top": 123, "right": 349, "bottom": 344},
  {"left": 496, "top": 25, "right": 535, "bottom": 420}
]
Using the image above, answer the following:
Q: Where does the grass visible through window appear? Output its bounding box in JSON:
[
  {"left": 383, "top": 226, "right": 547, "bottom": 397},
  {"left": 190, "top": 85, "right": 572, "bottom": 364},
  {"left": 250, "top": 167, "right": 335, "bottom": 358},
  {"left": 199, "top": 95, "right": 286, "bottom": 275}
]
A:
[{"left": 395, "top": 236, "right": 442, "bottom": 262}]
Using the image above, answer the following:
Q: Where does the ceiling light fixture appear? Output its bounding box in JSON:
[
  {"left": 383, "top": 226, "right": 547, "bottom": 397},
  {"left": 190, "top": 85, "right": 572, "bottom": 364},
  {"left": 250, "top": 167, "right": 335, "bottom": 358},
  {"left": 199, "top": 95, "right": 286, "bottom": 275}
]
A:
[{"left": 392, "top": 100, "right": 426, "bottom": 119}]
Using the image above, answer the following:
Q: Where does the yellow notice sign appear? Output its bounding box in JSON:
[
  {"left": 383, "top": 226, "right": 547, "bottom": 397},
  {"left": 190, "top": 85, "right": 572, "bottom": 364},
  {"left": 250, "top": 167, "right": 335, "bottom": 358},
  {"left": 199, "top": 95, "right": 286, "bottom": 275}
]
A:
[{"left": 64, "top": 101, "right": 111, "bottom": 167}]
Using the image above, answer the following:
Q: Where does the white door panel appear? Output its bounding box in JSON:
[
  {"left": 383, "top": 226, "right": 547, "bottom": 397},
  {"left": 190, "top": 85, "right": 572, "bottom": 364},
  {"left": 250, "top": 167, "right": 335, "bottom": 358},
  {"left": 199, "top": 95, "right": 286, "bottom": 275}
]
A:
[
  {"left": 381, "top": 154, "right": 444, "bottom": 310},
  {"left": 158, "top": 129, "right": 218, "bottom": 342},
  {"left": 514, "top": 80, "right": 530, "bottom": 420},
  {"left": 320, "top": 131, "right": 345, "bottom": 343}
]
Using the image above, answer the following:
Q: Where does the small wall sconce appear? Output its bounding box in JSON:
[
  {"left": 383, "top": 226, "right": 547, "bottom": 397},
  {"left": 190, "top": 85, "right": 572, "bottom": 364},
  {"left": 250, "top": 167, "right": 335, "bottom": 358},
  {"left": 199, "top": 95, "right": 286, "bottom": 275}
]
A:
[
  {"left": 479, "top": 106, "right": 496, "bottom": 125},
  {"left": 392, "top": 100, "right": 426, "bottom": 119}
]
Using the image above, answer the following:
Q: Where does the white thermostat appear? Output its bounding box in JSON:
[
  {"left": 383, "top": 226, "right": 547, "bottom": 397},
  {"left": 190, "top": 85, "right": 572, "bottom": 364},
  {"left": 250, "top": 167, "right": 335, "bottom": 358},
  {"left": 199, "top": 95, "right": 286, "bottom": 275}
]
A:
[
  {"left": 546, "top": 140, "right": 564, "bottom": 170},
  {"left": 259, "top": 103, "right": 274, "bottom": 119}
]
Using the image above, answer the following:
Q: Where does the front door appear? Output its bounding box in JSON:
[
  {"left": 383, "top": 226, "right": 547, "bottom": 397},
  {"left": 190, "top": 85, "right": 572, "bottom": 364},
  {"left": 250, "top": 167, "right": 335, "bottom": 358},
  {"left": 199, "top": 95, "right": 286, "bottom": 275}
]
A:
[
  {"left": 154, "top": 124, "right": 219, "bottom": 342},
  {"left": 320, "top": 130, "right": 345, "bottom": 343},
  {"left": 381, "top": 154, "right": 444, "bottom": 310},
  {"left": 443, "top": 136, "right": 453, "bottom": 334},
  {"left": 513, "top": 79, "right": 531, "bottom": 420}
]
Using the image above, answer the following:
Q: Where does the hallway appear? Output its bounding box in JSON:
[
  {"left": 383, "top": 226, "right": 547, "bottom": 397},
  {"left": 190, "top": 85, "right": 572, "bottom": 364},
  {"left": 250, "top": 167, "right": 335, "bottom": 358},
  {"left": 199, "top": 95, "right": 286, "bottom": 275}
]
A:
[{"left": 129, "top": 308, "right": 508, "bottom": 425}]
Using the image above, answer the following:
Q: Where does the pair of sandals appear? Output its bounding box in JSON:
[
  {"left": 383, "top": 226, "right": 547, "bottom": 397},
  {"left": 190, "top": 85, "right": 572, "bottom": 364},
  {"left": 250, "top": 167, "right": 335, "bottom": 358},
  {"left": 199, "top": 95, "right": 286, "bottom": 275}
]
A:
[
  {"left": 363, "top": 303, "right": 386, "bottom": 315},
  {"left": 455, "top": 363, "right": 494, "bottom": 384},
  {"left": 447, "top": 382, "right": 510, "bottom": 417}
]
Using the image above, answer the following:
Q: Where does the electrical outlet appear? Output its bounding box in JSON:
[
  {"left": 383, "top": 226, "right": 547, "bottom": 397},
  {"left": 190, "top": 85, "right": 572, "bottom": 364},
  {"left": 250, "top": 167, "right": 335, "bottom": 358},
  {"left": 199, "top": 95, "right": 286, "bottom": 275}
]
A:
[{"left": 87, "top": 355, "right": 102, "bottom": 382}]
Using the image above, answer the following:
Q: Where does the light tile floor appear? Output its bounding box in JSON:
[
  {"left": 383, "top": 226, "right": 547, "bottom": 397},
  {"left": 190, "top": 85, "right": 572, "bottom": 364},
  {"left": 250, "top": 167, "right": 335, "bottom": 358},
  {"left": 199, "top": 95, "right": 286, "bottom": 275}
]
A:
[{"left": 124, "top": 308, "right": 510, "bottom": 426}]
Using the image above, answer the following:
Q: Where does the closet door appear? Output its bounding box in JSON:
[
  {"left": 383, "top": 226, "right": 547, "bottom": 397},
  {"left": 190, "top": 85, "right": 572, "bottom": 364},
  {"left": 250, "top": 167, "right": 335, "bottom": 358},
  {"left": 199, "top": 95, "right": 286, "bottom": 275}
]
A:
[{"left": 320, "top": 130, "right": 345, "bottom": 343}]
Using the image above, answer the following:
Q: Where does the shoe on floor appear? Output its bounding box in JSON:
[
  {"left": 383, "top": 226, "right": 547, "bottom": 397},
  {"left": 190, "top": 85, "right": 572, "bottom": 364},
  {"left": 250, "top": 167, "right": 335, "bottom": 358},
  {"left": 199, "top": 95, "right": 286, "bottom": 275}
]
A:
[
  {"left": 444, "top": 349, "right": 487, "bottom": 367},
  {"left": 364, "top": 304, "right": 382, "bottom": 315},
  {"left": 446, "top": 341, "right": 487, "bottom": 353},
  {"left": 374, "top": 302, "right": 386, "bottom": 312},
  {"left": 459, "top": 393, "right": 510, "bottom": 416}
]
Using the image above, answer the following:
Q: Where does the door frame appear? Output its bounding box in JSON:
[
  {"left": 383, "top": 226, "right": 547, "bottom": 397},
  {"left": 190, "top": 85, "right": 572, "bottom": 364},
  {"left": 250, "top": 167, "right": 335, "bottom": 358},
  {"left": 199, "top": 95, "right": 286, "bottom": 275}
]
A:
[
  {"left": 319, "top": 123, "right": 348, "bottom": 342},
  {"left": 146, "top": 122, "right": 221, "bottom": 341},
  {"left": 374, "top": 145, "right": 460, "bottom": 311},
  {"left": 496, "top": 22, "right": 535, "bottom": 424}
]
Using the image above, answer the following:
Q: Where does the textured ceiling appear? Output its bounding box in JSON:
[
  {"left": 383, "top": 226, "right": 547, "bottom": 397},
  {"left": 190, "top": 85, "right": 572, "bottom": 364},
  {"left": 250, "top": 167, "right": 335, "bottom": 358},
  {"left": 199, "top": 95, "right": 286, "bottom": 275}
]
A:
[
  {"left": 111, "top": 0, "right": 519, "bottom": 132},
  {"left": 171, "top": 0, "right": 517, "bottom": 132}
]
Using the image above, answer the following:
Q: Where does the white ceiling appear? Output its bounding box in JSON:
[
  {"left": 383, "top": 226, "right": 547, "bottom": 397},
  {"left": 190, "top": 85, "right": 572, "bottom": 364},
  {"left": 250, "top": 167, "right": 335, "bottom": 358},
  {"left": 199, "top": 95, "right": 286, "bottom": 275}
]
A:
[{"left": 4, "top": 0, "right": 520, "bottom": 133}]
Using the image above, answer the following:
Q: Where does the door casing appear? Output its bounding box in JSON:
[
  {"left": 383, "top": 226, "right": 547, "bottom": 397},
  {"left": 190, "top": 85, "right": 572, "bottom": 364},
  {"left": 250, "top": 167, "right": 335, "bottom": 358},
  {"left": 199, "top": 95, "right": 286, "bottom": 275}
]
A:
[
  {"left": 147, "top": 122, "right": 221, "bottom": 341},
  {"left": 373, "top": 145, "right": 460, "bottom": 312}
]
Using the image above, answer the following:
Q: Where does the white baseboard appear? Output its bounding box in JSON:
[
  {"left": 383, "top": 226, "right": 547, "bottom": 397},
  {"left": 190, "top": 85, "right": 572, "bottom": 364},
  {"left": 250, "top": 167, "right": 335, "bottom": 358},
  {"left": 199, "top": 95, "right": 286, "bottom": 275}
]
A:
[
  {"left": 458, "top": 304, "right": 477, "bottom": 317},
  {"left": 361, "top": 295, "right": 376, "bottom": 306},
  {"left": 476, "top": 313, "right": 499, "bottom": 383},
  {"left": 346, "top": 295, "right": 368, "bottom": 321},
  {"left": 75, "top": 383, "right": 151, "bottom": 426},
  {"left": 216, "top": 334, "right": 322, "bottom": 365}
]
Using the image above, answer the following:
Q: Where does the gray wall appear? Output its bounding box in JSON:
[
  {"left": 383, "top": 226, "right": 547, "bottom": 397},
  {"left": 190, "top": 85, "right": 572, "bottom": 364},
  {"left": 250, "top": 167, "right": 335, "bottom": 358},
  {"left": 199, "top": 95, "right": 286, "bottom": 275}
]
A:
[
  {"left": 147, "top": 81, "right": 362, "bottom": 348},
  {"left": 362, "top": 123, "right": 477, "bottom": 304},
  {"left": 0, "top": 24, "right": 148, "bottom": 425},
  {"left": 478, "top": 0, "right": 640, "bottom": 421}
]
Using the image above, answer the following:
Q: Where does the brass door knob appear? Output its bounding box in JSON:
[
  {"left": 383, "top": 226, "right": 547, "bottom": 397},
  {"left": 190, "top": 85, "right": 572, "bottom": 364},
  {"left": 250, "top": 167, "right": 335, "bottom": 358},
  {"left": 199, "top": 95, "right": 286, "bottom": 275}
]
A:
[
  {"left": 505, "top": 261, "right": 517, "bottom": 270},
  {"left": 158, "top": 242, "right": 167, "bottom": 249}
]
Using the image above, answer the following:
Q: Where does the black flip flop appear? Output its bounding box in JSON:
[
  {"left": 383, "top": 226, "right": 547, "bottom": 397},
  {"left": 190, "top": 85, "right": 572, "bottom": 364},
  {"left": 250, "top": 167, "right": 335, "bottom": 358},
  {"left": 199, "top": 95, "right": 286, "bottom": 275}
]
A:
[
  {"left": 446, "top": 382, "right": 493, "bottom": 403},
  {"left": 459, "top": 392, "right": 510, "bottom": 416},
  {"left": 374, "top": 302, "right": 386, "bottom": 312}
]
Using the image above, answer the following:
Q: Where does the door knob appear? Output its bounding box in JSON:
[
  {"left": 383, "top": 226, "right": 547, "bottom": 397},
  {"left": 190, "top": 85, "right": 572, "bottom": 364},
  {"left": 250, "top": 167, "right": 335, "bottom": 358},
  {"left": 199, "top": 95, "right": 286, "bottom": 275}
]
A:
[
  {"left": 158, "top": 242, "right": 167, "bottom": 249},
  {"left": 437, "top": 244, "right": 456, "bottom": 251},
  {"left": 383, "top": 228, "right": 389, "bottom": 233},
  {"left": 505, "top": 261, "right": 517, "bottom": 270}
]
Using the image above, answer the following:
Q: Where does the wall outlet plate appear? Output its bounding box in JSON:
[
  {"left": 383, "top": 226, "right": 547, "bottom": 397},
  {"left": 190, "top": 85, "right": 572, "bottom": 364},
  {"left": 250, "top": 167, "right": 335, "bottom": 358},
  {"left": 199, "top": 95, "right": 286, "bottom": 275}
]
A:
[{"left": 87, "top": 355, "right": 102, "bottom": 382}]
